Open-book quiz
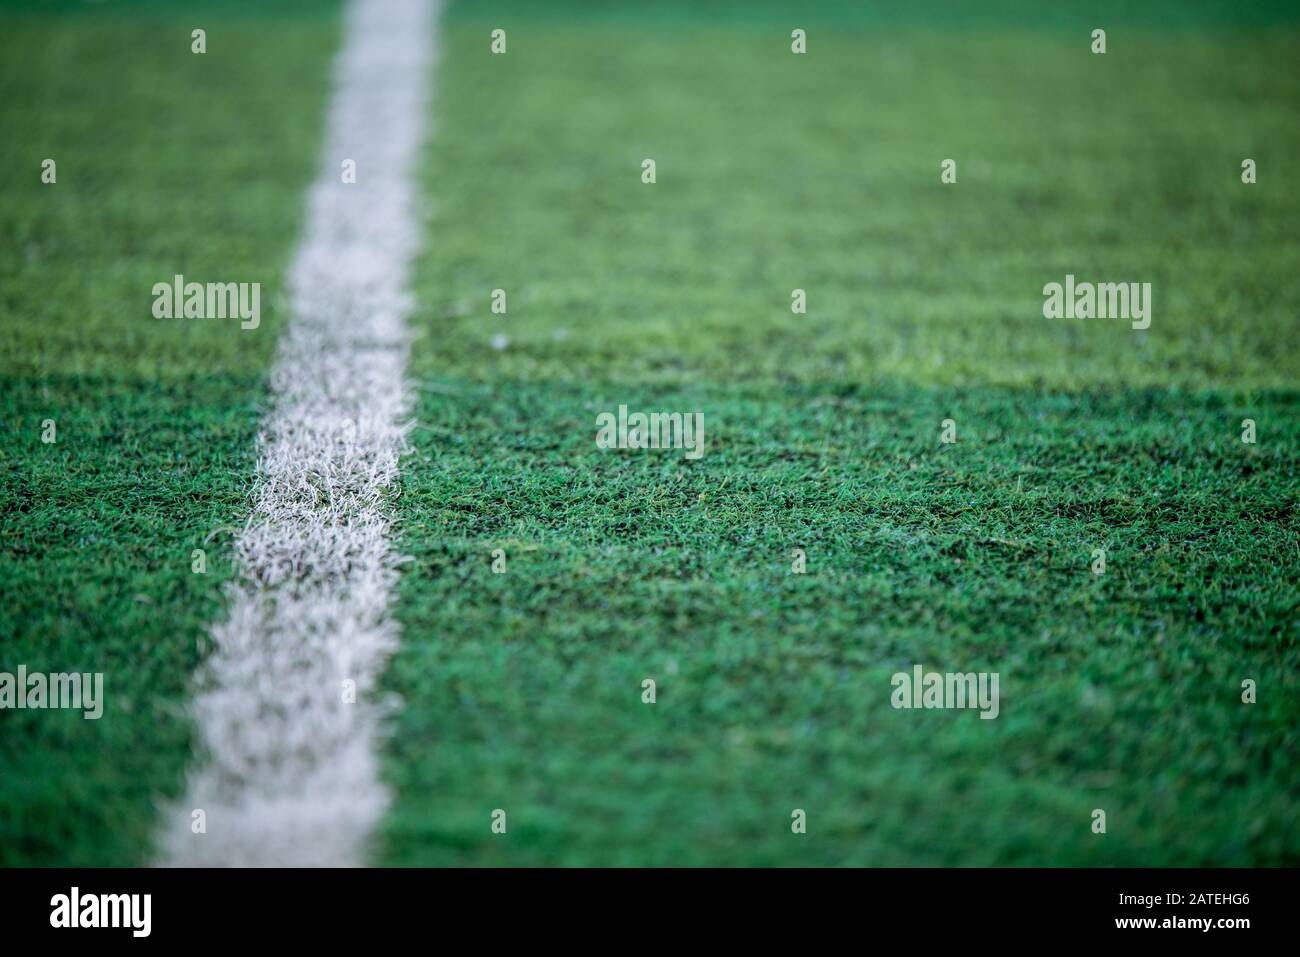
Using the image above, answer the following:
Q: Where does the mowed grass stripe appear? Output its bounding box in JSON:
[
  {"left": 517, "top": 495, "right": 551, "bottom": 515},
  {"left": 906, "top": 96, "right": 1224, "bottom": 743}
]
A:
[{"left": 0, "top": 0, "right": 342, "bottom": 866}]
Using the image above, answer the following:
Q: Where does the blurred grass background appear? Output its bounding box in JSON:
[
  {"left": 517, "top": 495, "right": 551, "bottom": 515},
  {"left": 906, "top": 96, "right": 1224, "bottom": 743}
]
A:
[{"left": 405, "top": 2, "right": 1299, "bottom": 389}]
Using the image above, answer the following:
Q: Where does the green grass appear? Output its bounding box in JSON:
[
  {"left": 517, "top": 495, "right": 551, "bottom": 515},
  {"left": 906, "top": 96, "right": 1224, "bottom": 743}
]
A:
[
  {"left": 383, "top": 384, "right": 1297, "bottom": 866},
  {"left": 1, "top": 0, "right": 1296, "bottom": 868},
  {"left": 401, "top": 7, "right": 1300, "bottom": 391},
  {"left": 0, "top": 0, "right": 341, "bottom": 866},
  {"left": 378, "top": 2, "right": 1300, "bottom": 865}
]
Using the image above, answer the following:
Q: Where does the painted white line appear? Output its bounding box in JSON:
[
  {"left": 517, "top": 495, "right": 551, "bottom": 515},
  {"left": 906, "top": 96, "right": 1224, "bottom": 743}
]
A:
[{"left": 157, "top": 0, "right": 441, "bottom": 867}]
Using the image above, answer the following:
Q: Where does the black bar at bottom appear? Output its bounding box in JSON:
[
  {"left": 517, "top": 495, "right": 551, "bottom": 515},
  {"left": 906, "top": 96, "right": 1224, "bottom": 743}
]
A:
[{"left": 0, "top": 867, "right": 1288, "bottom": 943}]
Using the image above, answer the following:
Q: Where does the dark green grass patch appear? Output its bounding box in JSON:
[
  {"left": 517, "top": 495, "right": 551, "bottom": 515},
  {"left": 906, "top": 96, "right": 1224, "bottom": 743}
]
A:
[
  {"left": 381, "top": 383, "right": 1298, "bottom": 865},
  {"left": 0, "top": 375, "right": 261, "bottom": 865},
  {"left": 0, "top": 1, "right": 340, "bottom": 865}
]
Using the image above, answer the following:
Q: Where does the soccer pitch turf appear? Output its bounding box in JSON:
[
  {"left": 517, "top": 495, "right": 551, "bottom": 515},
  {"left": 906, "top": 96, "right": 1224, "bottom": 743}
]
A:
[{"left": 1, "top": 0, "right": 1298, "bottom": 866}]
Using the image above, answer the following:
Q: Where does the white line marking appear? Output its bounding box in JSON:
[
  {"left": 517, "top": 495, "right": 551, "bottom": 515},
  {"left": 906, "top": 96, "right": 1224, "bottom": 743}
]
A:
[{"left": 157, "top": 0, "right": 441, "bottom": 867}]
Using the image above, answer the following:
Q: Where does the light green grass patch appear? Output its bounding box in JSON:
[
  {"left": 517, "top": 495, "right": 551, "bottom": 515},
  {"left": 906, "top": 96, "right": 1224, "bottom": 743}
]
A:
[{"left": 408, "top": 10, "right": 1299, "bottom": 390}]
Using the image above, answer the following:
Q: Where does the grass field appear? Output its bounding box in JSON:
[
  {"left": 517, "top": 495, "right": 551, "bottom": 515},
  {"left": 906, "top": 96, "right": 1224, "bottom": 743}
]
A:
[
  {"left": 378, "top": 2, "right": 1300, "bottom": 865},
  {"left": 1, "top": 0, "right": 1297, "bottom": 867},
  {"left": 0, "top": 0, "right": 342, "bottom": 866}
]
